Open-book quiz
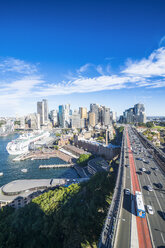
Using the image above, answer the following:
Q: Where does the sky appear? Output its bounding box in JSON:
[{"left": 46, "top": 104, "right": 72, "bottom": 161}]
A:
[{"left": 0, "top": 0, "right": 165, "bottom": 117}]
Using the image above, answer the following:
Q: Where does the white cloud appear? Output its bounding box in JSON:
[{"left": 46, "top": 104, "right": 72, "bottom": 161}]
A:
[
  {"left": 122, "top": 47, "right": 165, "bottom": 77},
  {"left": 96, "top": 65, "right": 104, "bottom": 75},
  {"left": 1, "top": 47, "right": 165, "bottom": 115},
  {"left": 76, "top": 63, "right": 92, "bottom": 73},
  {"left": 159, "top": 36, "right": 165, "bottom": 47},
  {"left": 0, "top": 57, "right": 38, "bottom": 74}
]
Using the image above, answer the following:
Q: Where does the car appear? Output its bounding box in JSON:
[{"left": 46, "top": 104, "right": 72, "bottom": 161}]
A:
[
  {"left": 155, "top": 168, "right": 158, "bottom": 171},
  {"left": 125, "top": 164, "right": 129, "bottom": 167},
  {"left": 157, "top": 183, "right": 163, "bottom": 189},
  {"left": 147, "top": 205, "right": 154, "bottom": 215},
  {"left": 147, "top": 185, "right": 153, "bottom": 192},
  {"left": 141, "top": 168, "right": 146, "bottom": 172},
  {"left": 125, "top": 188, "right": 130, "bottom": 195},
  {"left": 144, "top": 160, "right": 149, "bottom": 164}
]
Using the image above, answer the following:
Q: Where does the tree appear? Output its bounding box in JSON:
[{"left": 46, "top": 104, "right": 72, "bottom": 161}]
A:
[{"left": 77, "top": 154, "right": 92, "bottom": 167}]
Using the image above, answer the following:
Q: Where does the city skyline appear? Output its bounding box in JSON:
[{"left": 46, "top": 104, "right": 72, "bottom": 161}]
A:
[{"left": 0, "top": 0, "right": 165, "bottom": 116}]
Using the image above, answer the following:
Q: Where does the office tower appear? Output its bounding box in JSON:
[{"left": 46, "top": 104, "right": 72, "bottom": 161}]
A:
[
  {"left": 134, "top": 103, "right": 145, "bottom": 115},
  {"left": 89, "top": 112, "right": 95, "bottom": 127},
  {"left": 64, "top": 104, "right": 71, "bottom": 128},
  {"left": 90, "top": 104, "right": 99, "bottom": 124},
  {"left": 43, "top": 99, "right": 48, "bottom": 122},
  {"left": 121, "top": 103, "right": 146, "bottom": 124},
  {"left": 110, "top": 111, "right": 117, "bottom": 122},
  {"left": 102, "top": 107, "right": 110, "bottom": 126},
  {"left": 79, "top": 107, "right": 87, "bottom": 119},
  {"left": 37, "top": 99, "right": 49, "bottom": 125},
  {"left": 28, "top": 113, "right": 40, "bottom": 129},
  {"left": 71, "top": 110, "right": 80, "bottom": 128},
  {"left": 50, "top": 110, "right": 58, "bottom": 126},
  {"left": 59, "top": 105, "right": 65, "bottom": 128}
]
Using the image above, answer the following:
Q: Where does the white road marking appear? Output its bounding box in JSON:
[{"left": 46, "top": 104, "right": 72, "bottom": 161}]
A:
[{"left": 161, "top": 233, "right": 165, "bottom": 244}]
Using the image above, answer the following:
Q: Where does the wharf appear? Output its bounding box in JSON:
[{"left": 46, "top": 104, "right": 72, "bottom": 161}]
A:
[
  {"left": 39, "top": 164, "right": 73, "bottom": 169},
  {"left": 13, "top": 149, "right": 73, "bottom": 163}
]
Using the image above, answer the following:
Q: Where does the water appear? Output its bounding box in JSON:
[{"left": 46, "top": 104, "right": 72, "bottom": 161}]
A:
[{"left": 0, "top": 133, "right": 79, "bottom": 187}]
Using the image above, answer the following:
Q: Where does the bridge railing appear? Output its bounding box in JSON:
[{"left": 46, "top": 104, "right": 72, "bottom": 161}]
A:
[{"left": 98, "top": 128, "right": 125, "bottom": 248}]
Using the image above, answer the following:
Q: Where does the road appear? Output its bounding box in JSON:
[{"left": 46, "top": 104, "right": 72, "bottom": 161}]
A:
[
  {"left": 115, "top": 134, "right": 132, "bottom": 248},
  {"left": 130, "top": 127, "right": 165, "bottom": 248},
  {"left": 115, "top": 125, "right": 165, "bottom": 248}
]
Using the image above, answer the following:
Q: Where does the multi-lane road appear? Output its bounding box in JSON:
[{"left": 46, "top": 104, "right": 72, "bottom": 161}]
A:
[{"left": 116, "top": 126, "right": 165, "bottom": 248}]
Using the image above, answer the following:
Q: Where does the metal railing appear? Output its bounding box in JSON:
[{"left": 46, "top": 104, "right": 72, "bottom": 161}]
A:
[{"left": 98, "top": 129, "right": 125, "bottom": 248}]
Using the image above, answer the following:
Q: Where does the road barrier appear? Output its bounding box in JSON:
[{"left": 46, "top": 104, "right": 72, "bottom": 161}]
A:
[{"left": 98, "top": 129, "right": 125, "bottom": 248}]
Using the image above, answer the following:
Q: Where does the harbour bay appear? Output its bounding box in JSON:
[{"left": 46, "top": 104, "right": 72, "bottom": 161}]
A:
[{"left": 0, "top": 134, "right": 79, "bottom": 187}]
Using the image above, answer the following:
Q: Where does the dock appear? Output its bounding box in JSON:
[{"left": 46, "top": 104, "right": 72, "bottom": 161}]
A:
[{"left": 39, "top": 164, "right": 73, "bottom": 169}]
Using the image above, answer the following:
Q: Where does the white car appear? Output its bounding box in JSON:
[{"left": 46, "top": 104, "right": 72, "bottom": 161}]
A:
[
  {"left": 147, "top": 185, "right": 153, "bottom": 192},
  {"left": 147, "top": 205, "right": 154, "bottom": 215},
  {"left": 125, "top": 188, "right": 130, "bottom": 195},
  {"left": 141, "top": 168, "right": 146, "bottom": 172}
]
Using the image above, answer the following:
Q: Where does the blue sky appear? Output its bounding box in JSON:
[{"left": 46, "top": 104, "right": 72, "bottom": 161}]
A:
[{"left": 0, "top": 0, "right": 165, "bottom": 116}]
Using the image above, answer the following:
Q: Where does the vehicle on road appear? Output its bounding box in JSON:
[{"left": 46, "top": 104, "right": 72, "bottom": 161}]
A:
[
  {"left": 157, "top": 183, "right": 163, "bottom": 189},
  {"left": 141, "top": 168, "right": 146, "bottom": 172},
  {"left": 147, "top": 205, "right": 154, "bottom": 215},
  {"left": 125, "top": 188, "right": 130, "bottom": 195},
  {"left": 135, "top": 191, "right": 146, "bottom": 218},
  {"left": 125, "top": 164, "right": 129, "bottom": 167},
  {"left": 147, "top": 185, "right": 153, "bottom": 192}
]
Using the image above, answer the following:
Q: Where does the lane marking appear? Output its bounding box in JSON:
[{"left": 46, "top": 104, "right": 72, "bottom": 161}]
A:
[{"left": 161, "top": 233, "right": 165, "bottom": 244}]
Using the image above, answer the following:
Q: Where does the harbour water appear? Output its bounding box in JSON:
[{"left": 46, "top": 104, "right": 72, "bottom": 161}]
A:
[{"left": 0, "top": 134, "right": 79, "bottom": 187}]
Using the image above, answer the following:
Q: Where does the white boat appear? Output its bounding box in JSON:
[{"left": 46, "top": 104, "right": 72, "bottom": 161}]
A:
[
  {"left": 21, "top": 169, "right": 28, "bottom": 173},
  {"left": 0, "top": 172, "right": 3, "bottom": 176},
  {"left": 6, "top": 130, "right": 50, "bottom": 155}
]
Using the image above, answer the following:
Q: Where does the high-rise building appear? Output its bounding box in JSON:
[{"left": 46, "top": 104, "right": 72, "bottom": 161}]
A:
[
  {"left": 89, "top": 112, "right": 95, "bottom": 127},
  {"left": 90, "top": 104, "right": 99, "bottom": 124},
  {"left": 71, "top": 110, "right": 80, "bottom": 129},
  {"left": 37, "top": 101, "right": 44, "bottom": 125},
  {"left": 50, "top": 110, "right": 58, "bottom": 126},
  {"left": 59, "top": 105, "right": 65, "bottom": 128},
  {"left": 43, "top": 99, "right": 48, "bottom": 122},
  {"left": 37, "top": 99, "right": 49, "bottom": 126},
  {"left": 79, "top": 107, "right": 87, "bottom": 119},
  {"left": 64, "top": 104, "right": 71, "bottom": 128},
  {"left": 28, "top": 113, "right": 40, "bottom": 129},
  {"left": 121, "top": 103, "right": 146, "bottom": 124},
  {"left": 102, "top": 107, "right": 110, "bottom": 126},
  {"left": 110, "top": 111, "right": 117, "bottom": 122}
]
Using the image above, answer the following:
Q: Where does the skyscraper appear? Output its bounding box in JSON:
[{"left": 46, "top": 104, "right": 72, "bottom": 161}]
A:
[
  {"left": 43, "top": 99, "right": 48, "bottom": 122},
  {"left": 89, "top": 112, "right": 95, "bottom": 127},
  {"left": 37, "top": 99, "right": 49, "bottom": 126},
  {"left": 79, "top": 107, "right": 87, "bottom": 119},
  {"left": 71, "top": 110, "right": 80, "bottom": 129},
  {"left": 37, "top": 101, "right": 45, "bottom": 125},
  {"left": 59, "top": 105, "right": 64, "bottom": 128},
  {"left": 90, "top": 104, "right": 99, "bottom": 124}
]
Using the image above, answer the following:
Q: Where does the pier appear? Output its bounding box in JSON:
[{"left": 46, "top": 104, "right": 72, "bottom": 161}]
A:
[
  {"left": 13, "top": 149, "right": 74, "bottom": 163},
  {"left": 39, "top": 164, "right": 73, "bottom": 169}
]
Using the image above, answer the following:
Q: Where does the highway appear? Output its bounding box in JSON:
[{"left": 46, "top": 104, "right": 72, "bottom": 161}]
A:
[
  {"left": 115, "top": 126, "right": 165, "bottom": 248},
  {"left": 130, "top": 127, "right": 165, "bottom": 248}
]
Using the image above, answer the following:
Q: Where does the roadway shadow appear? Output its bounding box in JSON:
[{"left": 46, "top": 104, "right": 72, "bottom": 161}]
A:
[
  {"left": 157, "top": 210, "right": 165, "bottom": 220},
  {"left": 143, "top": 185, "right": 148, "bottom": 191},
  {"left": 123, "top": 192, "right": 136, "bottom": 216}
]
